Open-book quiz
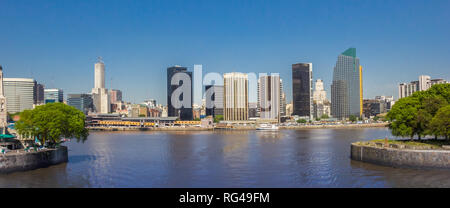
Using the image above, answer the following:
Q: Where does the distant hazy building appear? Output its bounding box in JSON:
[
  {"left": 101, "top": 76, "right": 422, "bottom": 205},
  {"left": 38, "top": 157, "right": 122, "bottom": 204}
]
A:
[
  {"left": 167, "top": 66, "right": 193, "bottom": 120},
  {"left": 67, "top": 94, "right": 93, "bottom": 114},
  {"left": 205, "top": 85, "right": 223, "bottom": 117},
  {"left": 224, "top": 72, "right": 248, "bottom": 121},
  {"left": 109, "top": 89, "right": 122, "bottom": 104},
  {"left": 91, "top": 58, "right": 110, "bottom": 114},
  {"left": 285, "top": 103, "right": 293, "bottom": 117},
  {"left": 399, "top": 75, "right": 447, "bottom": 99},
  {"left": 292, "top": 63, "right": 313, "bottom": 119},
  {"left": 4, "top": 78, "right": 35, "bottom": 113},
  {"left": 248, "top": 102, "right": 258, "bottom": 118},
  {"left": 331, "top": 48, "right": 363, "bottom": 120},
  {"left": 313, "top": 79, "right": 331, "bottom": 119},
  {"left": 44, "top": 88, "right": 64, "bottom": 103},
  {"left": 258, "top": 74, "right": 281, "bottom": 120}
]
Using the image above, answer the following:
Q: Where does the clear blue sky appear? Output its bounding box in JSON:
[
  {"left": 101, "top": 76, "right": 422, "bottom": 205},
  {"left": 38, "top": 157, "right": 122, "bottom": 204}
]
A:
[{"left": 1, "top": 0, "right": 449, "bottom": 104}]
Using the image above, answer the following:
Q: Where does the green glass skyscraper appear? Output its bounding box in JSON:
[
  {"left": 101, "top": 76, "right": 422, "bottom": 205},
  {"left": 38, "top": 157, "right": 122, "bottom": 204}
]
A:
[{"left": 331, "top": 48, "right": 363, "bottom": 120}]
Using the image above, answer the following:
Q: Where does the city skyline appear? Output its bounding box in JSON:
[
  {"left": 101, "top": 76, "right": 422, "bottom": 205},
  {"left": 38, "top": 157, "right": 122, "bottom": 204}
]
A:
[{"left": 1, "top": 0, "right": 450, "bottom": 104}]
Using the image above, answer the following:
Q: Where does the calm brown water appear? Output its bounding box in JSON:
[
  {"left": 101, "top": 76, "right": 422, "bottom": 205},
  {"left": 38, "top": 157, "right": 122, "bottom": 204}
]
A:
[{"left": 1, "top": 128, "right": 449, "bottom": 188}]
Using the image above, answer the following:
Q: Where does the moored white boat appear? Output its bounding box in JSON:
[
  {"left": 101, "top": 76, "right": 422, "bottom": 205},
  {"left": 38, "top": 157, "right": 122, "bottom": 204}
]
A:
[{"left": 256, "top": 124, "right": 279, "bottom": 131}]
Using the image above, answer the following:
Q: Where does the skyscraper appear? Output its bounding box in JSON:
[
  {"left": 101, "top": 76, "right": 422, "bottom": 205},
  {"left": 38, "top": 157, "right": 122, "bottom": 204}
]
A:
[
  {"left": 205, "top": 85, "right": 224, "bottom": 117},
  {"left": 167, "top": 66, "right": 193, "bottom": 120},
  {"left": 91, "top": 58, "right": 110, "bottom": 114},
  {"left": 0, "top": 66, "right": 7, "bottom": 132},
  {"left": 34, "top": 83, "right": 45, "bottom": 105},
  {"left": 331, "top": 48, "right": 363, "bottom": 120},
  {"left": 224, "top": 72, "right": 248, "bottom": 121},
  {"left": 258, "top": 74, "right": 281, "bottom": 120},
  {"left": 4, "top": 78, "right": 35, "bottom": 113},
  {"left": 292, "top": 63, "right": 313, "bottom": 119}
]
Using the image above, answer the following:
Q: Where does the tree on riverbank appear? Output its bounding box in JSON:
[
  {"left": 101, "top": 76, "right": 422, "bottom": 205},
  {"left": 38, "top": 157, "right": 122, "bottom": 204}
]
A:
[
  {"left": 15, "top": 103, "right": 89, "bottom": 147},
  {"left": 430, "top": 105, "right": 450, "bottom": 139},
  {"left": 387, "top": 83, "right": 450, "bottom": 140}
]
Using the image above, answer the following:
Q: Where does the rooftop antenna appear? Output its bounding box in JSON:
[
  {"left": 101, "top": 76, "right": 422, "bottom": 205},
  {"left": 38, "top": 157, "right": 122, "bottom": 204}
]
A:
[{"left": 98, "top": 56, "right": 103, "bottom": 63}]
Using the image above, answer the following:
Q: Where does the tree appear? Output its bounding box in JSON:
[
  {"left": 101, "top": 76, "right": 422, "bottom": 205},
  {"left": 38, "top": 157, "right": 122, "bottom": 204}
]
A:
[
  {"left": 430, "top": 105, "right": 450, "bottom": 139},
  {"left": 296, "top": 119, "right": 307, "bottom": 124},
  {"left": 321, "top": 114, "right": 329, "bottom": 119},
  {"left": 349, "top": 115, "right": 357, "bottom": 123},
  {"left": 373, "top": 116, "right": 379, "bottom": 121},
  {"left": 386, "top": 96, "right": 420, "bottom": 140},
  {"left": 15, "top": 103, "right": 89, "bottom": 147},
  {"left": 213, "top": 115, "right": 223, "bottom": 123},
  {"left": 386, "top": 83, "right": 450, "bottom": 140}
]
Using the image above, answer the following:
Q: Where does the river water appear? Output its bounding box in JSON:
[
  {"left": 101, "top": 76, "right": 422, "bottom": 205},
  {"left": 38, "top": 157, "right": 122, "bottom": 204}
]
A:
[{"left": 0, "top": 128, "right": 449, "bottom": 188}]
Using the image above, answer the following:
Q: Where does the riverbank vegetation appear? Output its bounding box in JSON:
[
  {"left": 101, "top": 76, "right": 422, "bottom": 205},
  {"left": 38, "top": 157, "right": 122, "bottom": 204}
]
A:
[
  {"left": 15, "top": 103, "right": 89, "bottom": 147},
  {"left": 386, "top": 83, "right": 449, "bottom": 141},
  {"left": 366, "top": 139, "right": 447, "bottom": 149}
]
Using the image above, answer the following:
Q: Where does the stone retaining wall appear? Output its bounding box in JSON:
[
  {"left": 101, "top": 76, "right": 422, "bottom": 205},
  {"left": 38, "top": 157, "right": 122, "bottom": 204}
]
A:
[
  {"left": 0, "top": 146, "right": 68, "bottom": 174},
  {"left": 351, "top": 143, "right": 450, "bottom": 169}
]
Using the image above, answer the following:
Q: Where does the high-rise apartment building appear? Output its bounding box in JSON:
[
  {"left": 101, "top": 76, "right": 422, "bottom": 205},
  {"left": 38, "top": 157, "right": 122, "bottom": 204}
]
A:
[
  {"left": 167, "top": 66, "right": 193, "bottom": 120},
  {"left": 258, "top": 74, "right": 281, "bottom": 120},
  {"left": 4, "top": 78, "right": 35, "bottom": 113},
  {"left": 292, "top": 63, "right": 313, "bottom": 119},
  {"left": 398, "top": 75, "right": 447, "bottom": 99},
  {"left": 44, "top": 88, "right": 64, "bottom": 103},
  {"left": 91, "top": 58, "right": 110, "bottom": 114},
  {"left": 224, "top": 72, "right": 248, "bottom": 121},
  {"left": 331, "top": 48, "right": 363, "bottom": 120},
  {"left": 67, "top": 94, "right": 93, "bottom": 114}
]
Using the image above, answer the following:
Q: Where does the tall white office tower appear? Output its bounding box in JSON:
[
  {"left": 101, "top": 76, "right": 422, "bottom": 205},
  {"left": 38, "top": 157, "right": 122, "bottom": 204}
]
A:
[
  {"left": 0, "top": 66, "right": 7, "bottom": 133},
  {"left": 224, "top": 72, "right": 248, "bottom": 121},
  {"left": 258, "top": 74, "right": 281, "bottom": 120},
  {"left": 91, "top": 58, "right": 110, "bottom": 114}
]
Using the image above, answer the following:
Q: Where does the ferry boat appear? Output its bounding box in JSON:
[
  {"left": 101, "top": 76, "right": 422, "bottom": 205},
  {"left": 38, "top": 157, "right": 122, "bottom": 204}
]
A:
[{"left": 256, "top": 124, "right": 279, "bottom": 131}]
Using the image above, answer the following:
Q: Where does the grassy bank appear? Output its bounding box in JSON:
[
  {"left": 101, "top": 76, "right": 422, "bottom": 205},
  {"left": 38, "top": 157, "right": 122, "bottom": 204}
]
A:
[{"left": 356, "top": 139, "right": 450, "bottom": 150}]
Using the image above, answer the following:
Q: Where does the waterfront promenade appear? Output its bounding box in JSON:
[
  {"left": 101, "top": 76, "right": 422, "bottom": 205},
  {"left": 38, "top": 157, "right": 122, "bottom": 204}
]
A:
[{"left": 87, "top": 122, "right": 388, "bottom": 131}]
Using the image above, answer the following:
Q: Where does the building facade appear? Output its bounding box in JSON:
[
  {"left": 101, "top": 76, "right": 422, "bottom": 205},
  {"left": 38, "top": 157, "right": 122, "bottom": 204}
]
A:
[
  {"left": 109, "top": 89, "right": 122, "bottom": 104},
  {"left": 258, "top": 74, "right": 281, "bottom": 120},
  {"left": 331, "top": 48, "right": 363, "bottom": 120},
  {"left": 398, "top": 75, "right": 447, "bottom": 99},
  {"left": 4, "top": 78, "right": 35, "bottom": 113},
  {"left": 313, "top": 79, "right": 331, "bottom": 119},
  {"left": 0, "top": 66, "right": 7, "bottom": 131},
  {"left": 44, "top": 88, "right": 64, "bottom": 103},
  {"left": 91, "top": 58, "right": 110, "bottom": 114},
  {"left": 167, "top": 66, "right": 193, "bottom": 120},
  {"left": 67, "top": 94, "right": 93, "bottom": 114},
  {"left": 224, "top": 72, "right": 248, "bottom": 121},
  {"left": 292, "top": 63, "right": 313, "bottom": 119},
  {"left": 34, "top": 83, "right": 45, "bottom": 105},
  {"left": 205, "top": 85, "right": 224, "bottom": 117}
]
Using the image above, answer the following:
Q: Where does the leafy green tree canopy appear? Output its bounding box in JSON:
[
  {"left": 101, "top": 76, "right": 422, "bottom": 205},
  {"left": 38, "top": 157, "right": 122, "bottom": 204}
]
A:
[
  {"left": 15, "top": 103, "right": 89, "bottom": 146},
  {"left": 387, "top": 83, "right": 449, "bottom": 140}
]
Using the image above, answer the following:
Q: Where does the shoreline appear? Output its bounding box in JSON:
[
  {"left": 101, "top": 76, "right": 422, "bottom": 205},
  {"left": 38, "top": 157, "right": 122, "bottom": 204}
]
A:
[{"left": 87, "top": 122, "right": 388, "bottom": 131}]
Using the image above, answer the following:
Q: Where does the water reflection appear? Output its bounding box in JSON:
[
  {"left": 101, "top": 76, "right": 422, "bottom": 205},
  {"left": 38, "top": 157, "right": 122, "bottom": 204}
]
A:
[{"left": 0, "top": 128, "right": 449, "bottom": 187}]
